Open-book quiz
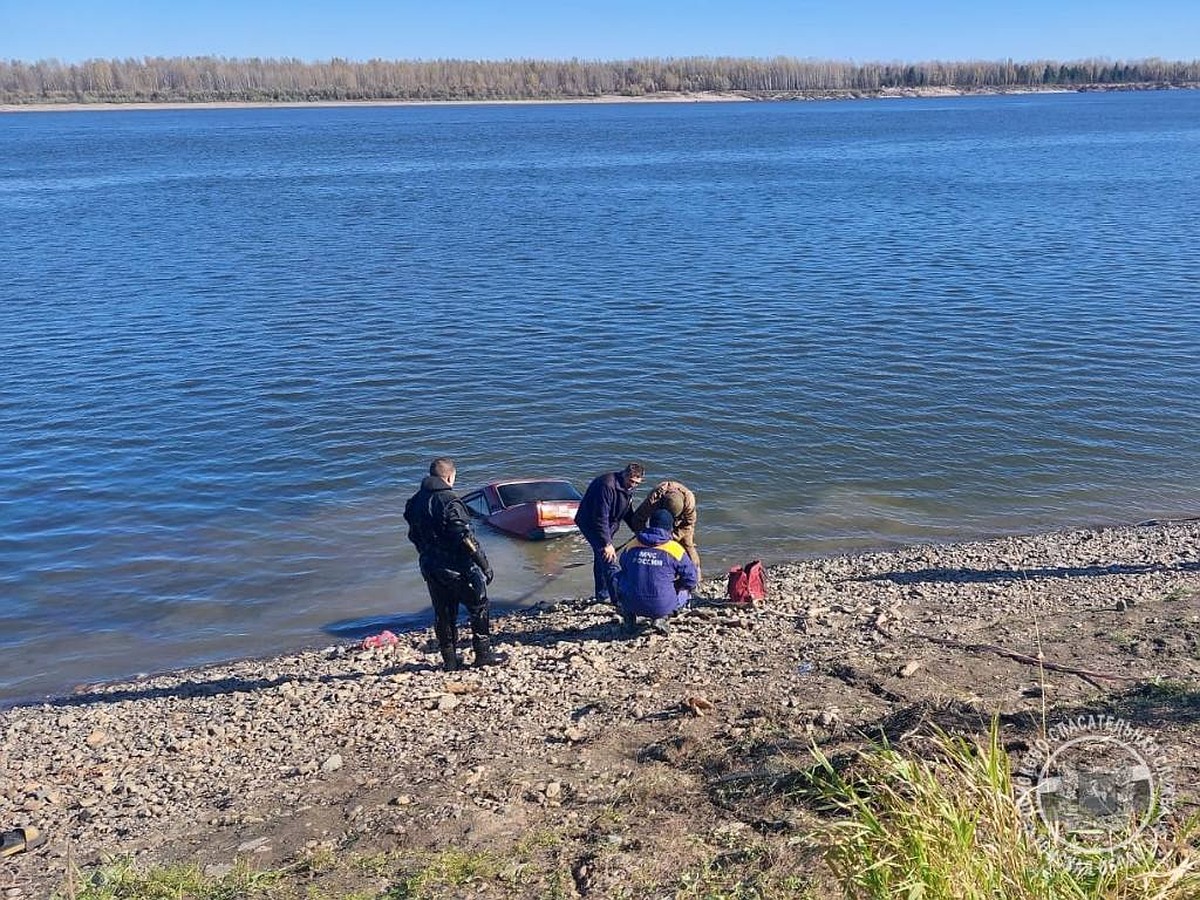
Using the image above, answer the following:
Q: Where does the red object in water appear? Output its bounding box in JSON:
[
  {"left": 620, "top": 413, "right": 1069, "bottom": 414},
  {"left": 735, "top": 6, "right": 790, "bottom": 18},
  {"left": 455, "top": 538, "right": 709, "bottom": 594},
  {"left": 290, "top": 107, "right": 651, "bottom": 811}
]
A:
[{"left": 460, "top": 478, "right": 583, "bottom": 540}]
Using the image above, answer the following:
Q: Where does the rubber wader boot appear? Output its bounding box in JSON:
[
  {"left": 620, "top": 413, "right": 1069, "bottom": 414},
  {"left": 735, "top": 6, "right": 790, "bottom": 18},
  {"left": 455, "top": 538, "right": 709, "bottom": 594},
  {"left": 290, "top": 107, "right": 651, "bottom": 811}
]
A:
[
  {"left": 621, "top": 610, "right": 638, "bottom": 635},
  {"left": 472, "top": 636, "right": 498, "bottom": 668},
  {"left": 440, "top": 646, "right": 462, "bottom": 671}
]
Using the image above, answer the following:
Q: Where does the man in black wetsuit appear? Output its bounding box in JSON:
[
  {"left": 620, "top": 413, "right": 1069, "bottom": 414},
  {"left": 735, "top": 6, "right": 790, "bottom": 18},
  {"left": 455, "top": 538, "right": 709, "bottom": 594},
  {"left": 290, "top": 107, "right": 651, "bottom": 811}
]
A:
[{"left": 404, "top": 457, "right": 497, "bottom": 670}]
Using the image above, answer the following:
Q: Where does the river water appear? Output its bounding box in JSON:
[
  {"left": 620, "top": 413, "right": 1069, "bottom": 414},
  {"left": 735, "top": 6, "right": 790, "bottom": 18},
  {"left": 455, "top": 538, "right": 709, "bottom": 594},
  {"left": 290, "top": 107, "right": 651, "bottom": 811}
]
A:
[{"left": 2, "top": 91, "right": 1198, "bottom": 704}]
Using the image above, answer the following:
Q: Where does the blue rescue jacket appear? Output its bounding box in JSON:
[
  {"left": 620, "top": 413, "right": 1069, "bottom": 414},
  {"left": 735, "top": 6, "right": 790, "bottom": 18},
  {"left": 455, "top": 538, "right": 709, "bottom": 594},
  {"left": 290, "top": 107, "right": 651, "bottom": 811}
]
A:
[{"left": 616, "top": 526, "right": 700, "bottom": 618}]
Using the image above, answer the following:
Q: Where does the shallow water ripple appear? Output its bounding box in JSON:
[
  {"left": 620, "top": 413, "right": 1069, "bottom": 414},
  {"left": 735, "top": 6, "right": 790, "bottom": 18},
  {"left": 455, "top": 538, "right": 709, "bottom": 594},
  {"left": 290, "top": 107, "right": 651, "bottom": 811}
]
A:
[{"left": 1, "top": 93, "right": 1198, "bottom": 702}]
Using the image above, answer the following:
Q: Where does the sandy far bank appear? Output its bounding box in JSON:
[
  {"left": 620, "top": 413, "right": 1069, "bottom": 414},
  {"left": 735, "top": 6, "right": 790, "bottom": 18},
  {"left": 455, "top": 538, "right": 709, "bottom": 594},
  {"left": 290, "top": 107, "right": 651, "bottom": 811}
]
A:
[
  {"left": 0, "top": 92, "right": 751, "bottom": 114},
  {"left": 0, "top": 83, "right": 1148, "bottom": 114}
]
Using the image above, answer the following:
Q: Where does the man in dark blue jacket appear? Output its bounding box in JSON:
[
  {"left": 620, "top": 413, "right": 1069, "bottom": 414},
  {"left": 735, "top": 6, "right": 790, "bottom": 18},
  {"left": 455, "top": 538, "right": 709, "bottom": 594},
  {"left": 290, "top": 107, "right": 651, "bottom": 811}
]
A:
[
  {"left": 404, "top": 457, "right": 496, "bottom": 670},
  {"left": 574, "top": 462, "right": 644, "bottom": 602},
  {"left": 615, "top": 508, "right": 700, "bottom": 634}
]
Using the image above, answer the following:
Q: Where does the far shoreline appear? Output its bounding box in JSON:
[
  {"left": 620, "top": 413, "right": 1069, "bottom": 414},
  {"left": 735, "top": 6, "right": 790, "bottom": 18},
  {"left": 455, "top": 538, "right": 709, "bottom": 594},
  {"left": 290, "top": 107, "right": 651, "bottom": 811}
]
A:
[{"left": 2, "top": 82, "right": 1193, "bottom": 114}]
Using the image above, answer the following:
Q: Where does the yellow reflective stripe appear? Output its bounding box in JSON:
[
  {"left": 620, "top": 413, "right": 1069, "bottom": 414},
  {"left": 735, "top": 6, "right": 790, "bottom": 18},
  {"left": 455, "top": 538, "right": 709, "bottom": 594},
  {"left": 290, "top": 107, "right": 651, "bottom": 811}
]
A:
[
  {"left": 660, "top": 540, "right": 685, "bottom": 561},
  {"left": 625, "top": 538, "right": 685, "bottom": 560}
]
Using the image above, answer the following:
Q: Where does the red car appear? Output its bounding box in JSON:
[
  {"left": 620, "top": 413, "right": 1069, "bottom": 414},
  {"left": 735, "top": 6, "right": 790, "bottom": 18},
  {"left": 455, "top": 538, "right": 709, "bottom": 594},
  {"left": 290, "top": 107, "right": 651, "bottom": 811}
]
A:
[{"left": 461, "top": 478, "right": 583, "bottom": 540}]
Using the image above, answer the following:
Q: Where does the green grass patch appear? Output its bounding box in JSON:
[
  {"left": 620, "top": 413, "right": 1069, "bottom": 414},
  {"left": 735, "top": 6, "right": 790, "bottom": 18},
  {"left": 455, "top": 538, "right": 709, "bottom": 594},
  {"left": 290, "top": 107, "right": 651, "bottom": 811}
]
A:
[
  {"left": 384, "top": 848, "right": 508, "bottom": 899},
  {"left": 811, "top": 724, "right": 1200, "bottom": 899},
  {"left": 57, "top": 848, "right": 523, "bottom": 900},
  {"left": 55, "top": 857, "right": 282, "bottom": 900},
  {"left": 674, "top": 842, "right": 815, "bottom": 900}
]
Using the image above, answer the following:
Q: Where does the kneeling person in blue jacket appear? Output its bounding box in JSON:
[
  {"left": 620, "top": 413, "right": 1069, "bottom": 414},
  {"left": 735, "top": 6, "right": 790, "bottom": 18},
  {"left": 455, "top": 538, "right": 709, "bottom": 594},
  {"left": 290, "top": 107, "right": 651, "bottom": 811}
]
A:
[{"left": 615, "top": 508, "right": 699, "bottom": 634}]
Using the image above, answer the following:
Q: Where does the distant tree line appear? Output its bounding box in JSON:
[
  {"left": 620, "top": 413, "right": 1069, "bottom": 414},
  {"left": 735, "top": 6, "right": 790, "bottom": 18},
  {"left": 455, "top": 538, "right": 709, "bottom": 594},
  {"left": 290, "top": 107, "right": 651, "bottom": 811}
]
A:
[{"left": 2, "top": 56, "right": 1197, "bottom": 104}]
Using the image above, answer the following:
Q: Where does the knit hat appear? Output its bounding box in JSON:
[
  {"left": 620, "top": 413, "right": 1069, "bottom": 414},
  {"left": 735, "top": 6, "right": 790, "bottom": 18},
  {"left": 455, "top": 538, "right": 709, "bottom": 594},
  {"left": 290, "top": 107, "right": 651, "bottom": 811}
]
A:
[{"left": 649, "top": 508, "right": 674, "bottom": 531}]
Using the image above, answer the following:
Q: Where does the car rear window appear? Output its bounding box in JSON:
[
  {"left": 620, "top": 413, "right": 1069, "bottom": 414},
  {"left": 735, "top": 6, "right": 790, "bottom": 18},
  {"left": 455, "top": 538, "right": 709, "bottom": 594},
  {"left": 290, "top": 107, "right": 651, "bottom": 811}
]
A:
[{"left": 496, "top": 481, "right": 582, "bottom": 506}]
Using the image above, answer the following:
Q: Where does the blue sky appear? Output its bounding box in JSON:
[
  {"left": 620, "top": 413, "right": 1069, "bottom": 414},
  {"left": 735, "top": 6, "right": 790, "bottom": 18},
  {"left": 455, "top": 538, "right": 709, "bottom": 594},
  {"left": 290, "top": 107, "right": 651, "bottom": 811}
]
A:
[{"left": 3, "top": 0, "right": 1197, "bottom": 64}]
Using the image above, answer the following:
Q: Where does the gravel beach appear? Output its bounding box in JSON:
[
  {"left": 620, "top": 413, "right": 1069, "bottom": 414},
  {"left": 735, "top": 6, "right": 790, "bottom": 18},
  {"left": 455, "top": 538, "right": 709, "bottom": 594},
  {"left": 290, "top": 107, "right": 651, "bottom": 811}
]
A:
[{"left": 3, "top": 520, "right": 1198, "bottom": 897}]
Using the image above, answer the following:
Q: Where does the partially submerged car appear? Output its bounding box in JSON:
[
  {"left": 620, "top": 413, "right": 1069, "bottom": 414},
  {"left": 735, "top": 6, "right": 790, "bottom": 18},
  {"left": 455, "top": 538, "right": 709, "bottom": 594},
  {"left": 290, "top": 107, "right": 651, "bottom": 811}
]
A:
[{"left": 461, "top": 478, "right": 583, "bottom": 540}]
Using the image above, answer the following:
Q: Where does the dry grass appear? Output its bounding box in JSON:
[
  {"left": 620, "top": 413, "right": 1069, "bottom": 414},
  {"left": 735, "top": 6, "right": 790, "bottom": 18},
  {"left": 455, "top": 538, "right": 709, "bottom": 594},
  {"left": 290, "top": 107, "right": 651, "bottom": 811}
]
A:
[{"left": 811, "top": 724, "right": 1200, "bottom": 899}]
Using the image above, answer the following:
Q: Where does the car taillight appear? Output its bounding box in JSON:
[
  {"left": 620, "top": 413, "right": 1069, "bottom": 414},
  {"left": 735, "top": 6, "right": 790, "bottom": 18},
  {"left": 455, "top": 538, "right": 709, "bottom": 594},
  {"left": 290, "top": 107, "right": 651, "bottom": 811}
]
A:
[{"left": 537, "top": 502, "right": 575, "bottom": 525}]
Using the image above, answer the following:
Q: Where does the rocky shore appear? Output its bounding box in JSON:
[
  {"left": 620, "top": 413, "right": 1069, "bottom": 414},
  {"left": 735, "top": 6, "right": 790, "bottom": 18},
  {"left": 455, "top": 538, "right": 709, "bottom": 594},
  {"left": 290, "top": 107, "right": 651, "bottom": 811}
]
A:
[{"left": 3, "top": 520, "right": 1198, "bottom": 898}]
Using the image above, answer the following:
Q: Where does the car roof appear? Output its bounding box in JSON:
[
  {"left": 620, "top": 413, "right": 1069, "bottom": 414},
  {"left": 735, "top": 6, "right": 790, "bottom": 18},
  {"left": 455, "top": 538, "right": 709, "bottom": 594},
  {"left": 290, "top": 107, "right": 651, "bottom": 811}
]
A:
[{"left": 482, "top": 477, "right": 575, "bottom": 487}]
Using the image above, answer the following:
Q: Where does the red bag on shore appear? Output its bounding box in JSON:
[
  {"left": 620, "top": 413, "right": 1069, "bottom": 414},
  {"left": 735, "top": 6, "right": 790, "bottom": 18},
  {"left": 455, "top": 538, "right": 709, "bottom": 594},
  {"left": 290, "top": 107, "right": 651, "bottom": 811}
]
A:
[{"left": 726, "top": 560, "right": 766, "bottom": 605}]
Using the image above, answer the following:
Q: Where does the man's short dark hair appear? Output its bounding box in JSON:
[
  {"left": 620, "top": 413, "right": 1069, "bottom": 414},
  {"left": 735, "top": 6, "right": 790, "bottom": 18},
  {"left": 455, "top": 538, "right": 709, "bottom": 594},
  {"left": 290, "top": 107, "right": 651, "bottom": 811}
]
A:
[
  {"left": 430, "top": 457, "right": 456, "bottom": 478},
  {"left": 623, "top": 463, "right": 645, "bottom": 480}
]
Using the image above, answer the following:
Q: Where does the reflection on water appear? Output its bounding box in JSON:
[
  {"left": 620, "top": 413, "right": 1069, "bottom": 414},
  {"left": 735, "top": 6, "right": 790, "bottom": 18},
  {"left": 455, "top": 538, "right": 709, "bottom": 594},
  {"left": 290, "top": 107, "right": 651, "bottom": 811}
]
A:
[{"left": 1, "top": 92, "right": 1198, "bottom": 703}]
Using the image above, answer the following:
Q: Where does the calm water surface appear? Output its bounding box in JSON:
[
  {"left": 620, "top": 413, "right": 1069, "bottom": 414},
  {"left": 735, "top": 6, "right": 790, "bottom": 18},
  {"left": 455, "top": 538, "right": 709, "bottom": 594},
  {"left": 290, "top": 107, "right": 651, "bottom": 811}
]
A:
[{"left": 2, "top": 92, "right": 1198, "bottom": 704}]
